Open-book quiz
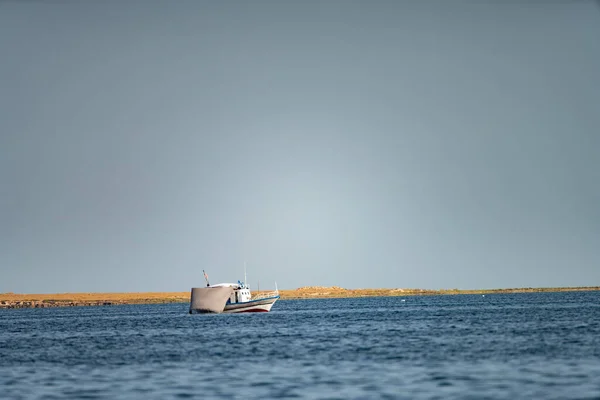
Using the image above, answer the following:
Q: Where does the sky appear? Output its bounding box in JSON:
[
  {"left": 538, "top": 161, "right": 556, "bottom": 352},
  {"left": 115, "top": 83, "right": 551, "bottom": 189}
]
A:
[{"left": 1, "top": 0, "right": 599, "bottom": 293}]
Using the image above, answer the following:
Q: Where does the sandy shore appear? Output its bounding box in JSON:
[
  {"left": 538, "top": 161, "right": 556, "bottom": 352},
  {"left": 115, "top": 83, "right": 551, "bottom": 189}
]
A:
[{"left": 1, "top": 286, "right": 599, "bottom": 309}]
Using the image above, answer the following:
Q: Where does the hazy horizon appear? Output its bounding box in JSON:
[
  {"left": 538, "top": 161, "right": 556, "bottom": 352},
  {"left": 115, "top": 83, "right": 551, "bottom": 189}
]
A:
[{"left": 1, "top": 1, "right": 599, "bottom": 293}]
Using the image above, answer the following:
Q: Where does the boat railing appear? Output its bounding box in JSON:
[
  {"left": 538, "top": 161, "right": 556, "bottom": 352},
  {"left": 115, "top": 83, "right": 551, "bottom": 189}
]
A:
[{"left": 252, "top": 290, "right": 279, "bottom": 300}]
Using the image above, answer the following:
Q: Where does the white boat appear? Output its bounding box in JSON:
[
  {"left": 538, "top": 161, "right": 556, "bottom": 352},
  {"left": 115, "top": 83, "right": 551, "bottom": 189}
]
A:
[
  {"left": 215, "top": 281, "right": 279, "bottom": 313},
  {"left": 189, "top": 269, "right": 279, "bottom": 314}
]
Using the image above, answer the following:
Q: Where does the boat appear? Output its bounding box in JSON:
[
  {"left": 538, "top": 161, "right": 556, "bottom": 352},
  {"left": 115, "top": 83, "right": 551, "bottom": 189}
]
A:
[{"left": 189, "top": 269, "right": 279, "bottom": 314}]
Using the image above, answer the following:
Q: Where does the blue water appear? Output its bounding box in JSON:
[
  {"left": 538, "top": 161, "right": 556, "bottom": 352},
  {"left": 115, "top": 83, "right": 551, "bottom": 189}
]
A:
[{"left": 1, "top": 292, "right": 600, "bottom": 399}]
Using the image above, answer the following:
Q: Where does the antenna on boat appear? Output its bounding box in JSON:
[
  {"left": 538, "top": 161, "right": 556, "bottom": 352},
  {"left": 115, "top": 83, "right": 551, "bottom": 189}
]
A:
[
  {"left": 244, "top": 261, "right": 248, "bottom": 289},
  {"left": 203, "top": 270, "right": 210, "bottom": 287}
]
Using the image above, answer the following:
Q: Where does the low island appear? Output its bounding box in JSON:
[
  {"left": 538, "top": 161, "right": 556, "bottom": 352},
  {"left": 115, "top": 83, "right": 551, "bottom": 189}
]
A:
[{"left": 1, "top": 286, "right": 599, "bottom": 309}]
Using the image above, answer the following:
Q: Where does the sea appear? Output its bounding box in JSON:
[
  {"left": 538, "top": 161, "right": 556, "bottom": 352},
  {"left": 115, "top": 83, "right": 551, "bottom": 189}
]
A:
[{"left": 1, "top": 291, "right": 599, "bottom": 399}]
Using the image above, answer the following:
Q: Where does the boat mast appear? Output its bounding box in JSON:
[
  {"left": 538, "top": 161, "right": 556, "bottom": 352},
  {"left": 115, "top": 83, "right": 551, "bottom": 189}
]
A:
[
  {"left": 203, "top": 270, "right": 210, "bottom": 287},
  {"left": 244, "top": 261, "right": 248, "bottom": 289}
]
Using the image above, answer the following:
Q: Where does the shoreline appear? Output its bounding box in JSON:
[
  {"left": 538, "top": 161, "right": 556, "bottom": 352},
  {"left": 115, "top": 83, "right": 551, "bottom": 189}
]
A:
[{"left": 1, "top": 286, "right": 599, "bottom": 309}]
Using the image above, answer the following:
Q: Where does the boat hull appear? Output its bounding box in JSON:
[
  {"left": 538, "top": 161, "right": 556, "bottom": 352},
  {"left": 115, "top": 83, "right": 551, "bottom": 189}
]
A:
[{"left": 223, "top": 296, "right": 279, "bottom": 313}]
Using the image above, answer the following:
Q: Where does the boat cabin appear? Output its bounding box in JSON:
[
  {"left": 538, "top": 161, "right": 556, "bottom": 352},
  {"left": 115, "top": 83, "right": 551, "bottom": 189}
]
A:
[{"left": 209, "top": 281, "right": 251, "bottom": 304}]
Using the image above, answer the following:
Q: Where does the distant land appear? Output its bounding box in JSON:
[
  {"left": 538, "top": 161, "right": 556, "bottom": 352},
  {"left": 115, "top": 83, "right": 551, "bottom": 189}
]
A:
[{"left": 1, "top": 286, "right": 599, "bottom": 309}]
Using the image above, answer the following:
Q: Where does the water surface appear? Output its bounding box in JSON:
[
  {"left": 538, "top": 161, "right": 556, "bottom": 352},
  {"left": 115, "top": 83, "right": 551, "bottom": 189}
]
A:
[{"left": 1, "top": 292, "right": 599, "bottom": 399}]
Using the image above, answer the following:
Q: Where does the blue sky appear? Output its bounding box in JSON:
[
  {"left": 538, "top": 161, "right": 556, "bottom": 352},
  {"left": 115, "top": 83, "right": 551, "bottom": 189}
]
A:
[{"left": 1, "top": 1, "right": 599, "bottom": 293}]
